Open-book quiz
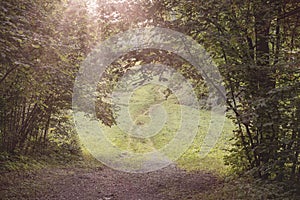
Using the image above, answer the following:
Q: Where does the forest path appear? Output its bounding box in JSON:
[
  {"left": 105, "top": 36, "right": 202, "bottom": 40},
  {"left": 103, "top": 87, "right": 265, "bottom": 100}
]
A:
[{"left": 0, "top": 164, "right": 221, "bottom": 200}]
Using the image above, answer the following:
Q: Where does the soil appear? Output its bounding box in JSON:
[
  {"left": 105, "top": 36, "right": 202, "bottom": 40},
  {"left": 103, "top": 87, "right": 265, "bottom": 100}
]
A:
[{"left": 0, "top": 164, "right": 221, "bottom": 200}]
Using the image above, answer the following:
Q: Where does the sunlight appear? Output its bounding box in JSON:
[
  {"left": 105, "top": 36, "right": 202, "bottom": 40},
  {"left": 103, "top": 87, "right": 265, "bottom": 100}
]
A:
[
  {"left": 86, "top": 0, "right": 99, "bottom": 16},
  {"left": 85, "top": 0, "right": 133, "bottom": 16}
]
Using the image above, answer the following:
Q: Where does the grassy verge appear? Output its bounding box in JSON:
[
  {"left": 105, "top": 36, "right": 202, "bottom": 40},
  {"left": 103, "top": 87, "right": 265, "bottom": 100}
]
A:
[
  {"left": 195, "top": 176, "right": 300, "bottom": 200},
  {"left": 0, "top": 147, "right": 102, "bottom": 173}
]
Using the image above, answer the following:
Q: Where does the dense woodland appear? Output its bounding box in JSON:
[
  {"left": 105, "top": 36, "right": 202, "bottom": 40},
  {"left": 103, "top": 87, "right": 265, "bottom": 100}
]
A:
[{"left": 0, "top": 0, "right": 300, "bottom": 198}]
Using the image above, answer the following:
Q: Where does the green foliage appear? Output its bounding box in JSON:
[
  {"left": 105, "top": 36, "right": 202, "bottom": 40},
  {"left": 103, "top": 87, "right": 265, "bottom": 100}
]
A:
[
  {"left": 0, "top": 152, "right": 45, "bottom": 171},
  {"left": 1, "top": 2, "right": 299, "bottom": 199},
  {"left": 0, "top": 0, "right": 84, "bottom": 156},
  {"left": 95, "top": 49, "right": 209, "bottom": 126},
  {"left": 153, "top": 1, "right": 300, "bottom": 196}
]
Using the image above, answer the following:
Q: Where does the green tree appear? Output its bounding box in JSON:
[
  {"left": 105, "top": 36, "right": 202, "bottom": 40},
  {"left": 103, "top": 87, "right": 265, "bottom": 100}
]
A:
[{"left": 0, "top": 0, "right": 84, "bottom": 156}]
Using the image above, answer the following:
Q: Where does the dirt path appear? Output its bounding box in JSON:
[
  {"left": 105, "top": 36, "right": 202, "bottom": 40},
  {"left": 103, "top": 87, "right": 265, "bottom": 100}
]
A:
[{"left": 0, "top": 164, "right": 221, "bottom": 200}]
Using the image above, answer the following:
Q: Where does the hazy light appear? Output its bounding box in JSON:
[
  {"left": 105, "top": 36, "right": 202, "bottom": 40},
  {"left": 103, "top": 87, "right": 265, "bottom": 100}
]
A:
[{"left": 86, "top": 0, "right": 99, "bottom": 16}]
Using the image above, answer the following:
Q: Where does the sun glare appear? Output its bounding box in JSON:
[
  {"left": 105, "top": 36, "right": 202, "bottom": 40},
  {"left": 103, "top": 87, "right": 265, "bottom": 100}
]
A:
[
  {"left": 85, "top": 0, "right": 132, "bottom": 16},
  {"left": 86, "top": 0, "right": 99, "bottom": 16}
]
